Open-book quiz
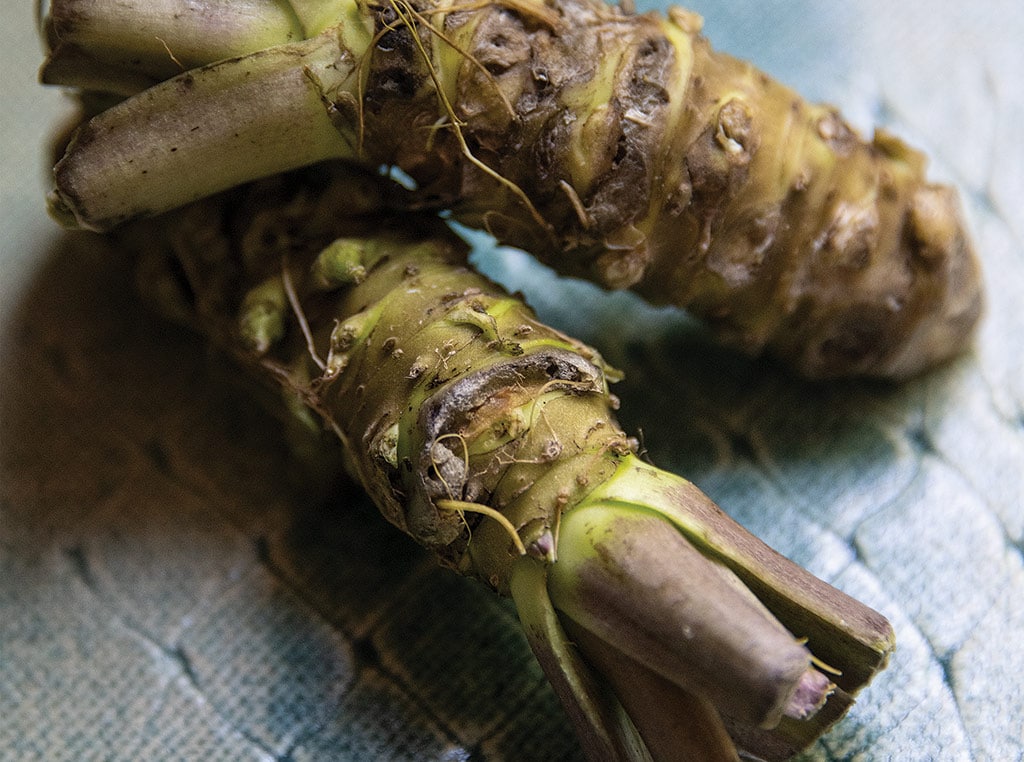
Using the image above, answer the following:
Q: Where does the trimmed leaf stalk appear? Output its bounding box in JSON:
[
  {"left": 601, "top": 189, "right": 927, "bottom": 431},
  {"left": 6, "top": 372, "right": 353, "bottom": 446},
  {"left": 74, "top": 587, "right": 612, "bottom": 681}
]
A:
[
  {"left": 39, "top": 0, "right": 310, "bottom": 94},
  {"left": 132, "top": 164, "right": 894, "bottom": 761},
  {"left": 42, "top": 0, "right": 982, "bottom": 380}
]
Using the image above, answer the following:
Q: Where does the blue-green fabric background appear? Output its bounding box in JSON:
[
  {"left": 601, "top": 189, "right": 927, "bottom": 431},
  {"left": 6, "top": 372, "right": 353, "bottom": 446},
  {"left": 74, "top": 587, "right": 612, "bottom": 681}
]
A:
[{"left": 2, "top": 2, "right": 1022, "bottom": 760}]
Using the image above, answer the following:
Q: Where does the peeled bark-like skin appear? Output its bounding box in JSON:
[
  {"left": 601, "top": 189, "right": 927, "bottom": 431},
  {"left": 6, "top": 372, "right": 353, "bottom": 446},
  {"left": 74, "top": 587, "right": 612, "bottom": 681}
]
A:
[
  {"left": 362, "top": 0, "right": 984, "bottom": 380},
  {"left": 44, "top": 0, "right": 983, "bottom": 379}
]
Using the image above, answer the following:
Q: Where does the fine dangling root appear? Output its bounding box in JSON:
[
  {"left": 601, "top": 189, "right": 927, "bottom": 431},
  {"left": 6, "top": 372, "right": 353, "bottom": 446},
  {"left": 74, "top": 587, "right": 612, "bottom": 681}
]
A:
[
  {"left": 385, "top": 0, "right": 552, "bottom": 234},
  {"left": 281, "top": 256, "right": 327, "bottom": 370},
  {"left": 559, "top": 179, "right": 593, "bottom": 231},
  {"left": 436, "top": 498, "right": 528, "bottom": 555},
  {"left": 794, "top": 636, "right": 844, "bottom": 676},
  {"left": 155, "top": 37, "right": 185, "bottom": 71},
  {"left": 810, "top": 654, "right": 844, "bottom": 678}
]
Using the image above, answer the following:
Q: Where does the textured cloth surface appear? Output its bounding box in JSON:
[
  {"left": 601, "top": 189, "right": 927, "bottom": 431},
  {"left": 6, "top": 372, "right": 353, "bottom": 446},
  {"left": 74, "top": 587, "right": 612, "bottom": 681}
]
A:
[{"left": 2, "top": 2, "right": 1023, "bottom": 760}]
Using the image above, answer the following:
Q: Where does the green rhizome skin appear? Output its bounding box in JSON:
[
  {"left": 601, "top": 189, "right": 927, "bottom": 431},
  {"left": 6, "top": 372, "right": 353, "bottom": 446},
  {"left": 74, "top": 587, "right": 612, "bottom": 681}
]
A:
[
  {"left": 121, "top": 164, "right": 895, "bottom": 761},
  {"left": 43, "top": 0, "right": 981, "bottom": 380}
]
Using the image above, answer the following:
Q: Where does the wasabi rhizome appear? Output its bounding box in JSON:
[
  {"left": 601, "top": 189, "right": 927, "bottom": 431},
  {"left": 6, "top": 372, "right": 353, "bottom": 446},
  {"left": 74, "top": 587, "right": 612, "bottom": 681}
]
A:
[{"left": 40, "top": 0, "right": 983, "bottom": 759}]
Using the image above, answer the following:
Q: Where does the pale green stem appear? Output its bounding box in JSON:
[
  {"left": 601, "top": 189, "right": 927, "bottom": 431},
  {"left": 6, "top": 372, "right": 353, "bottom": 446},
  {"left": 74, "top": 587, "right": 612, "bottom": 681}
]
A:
[
  {"left": 510, "top": 556, "right": 650, "bottom": 762},
  {"left": 40, "top": 0, "right": 357, "bottom": 92},
  {"left": 40, "top": 0, "right": 308, "bottom": 89},
  {"left": 49, "top": 29, "right": 362, "bottom": 230}
]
